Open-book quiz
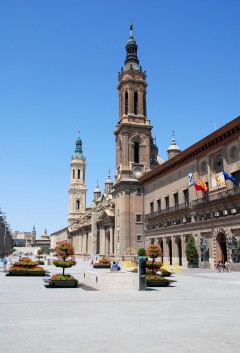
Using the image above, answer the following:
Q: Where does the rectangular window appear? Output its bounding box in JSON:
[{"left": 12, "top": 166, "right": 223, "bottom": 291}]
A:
[
  {"left": 183, "top": 189, "right": 189, "bottom": 206},
  {"left": 77, "top": 169, "right": 80, "bottom": 179},
  {"left": 173, "top": 193, "right": 179, "bottom": 207},
  {"left": 165, "top": 196, "right": 169, "bottom": 210},
  {"left": 150, "top": 202, "right": 154, "bottom": 213},
  {"left": 157, "top": 199, "right": 161, "bottom": 211},
  {"left": 73, "top": 170, "right": 75, "bottom": 179},
  {"left": 136, "top": 214, "right": 142, "bottom": 223},
  {"left": 137, "top": 234, "right": 142, "bottom": 242}
]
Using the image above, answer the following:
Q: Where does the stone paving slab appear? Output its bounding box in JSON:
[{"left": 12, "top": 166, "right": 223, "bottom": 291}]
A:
[{"left": 0, "top": 259, "right": 240, "bottom": 353}]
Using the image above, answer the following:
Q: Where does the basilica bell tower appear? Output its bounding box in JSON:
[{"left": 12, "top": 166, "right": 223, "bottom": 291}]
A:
[
  {"left": 68, "top": 130, "right": 87, "bottom": 226},
  {"left": 114, "top": 25, "right": 157, "bottom": 258}
]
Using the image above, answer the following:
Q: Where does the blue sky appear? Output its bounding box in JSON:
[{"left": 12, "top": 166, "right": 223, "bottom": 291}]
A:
[{"left": 0, "top": 0, "right": 239, "bottom": 236}]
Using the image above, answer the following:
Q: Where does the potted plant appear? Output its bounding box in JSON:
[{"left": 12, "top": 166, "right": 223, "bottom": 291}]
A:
[
  {"left": 48, "top": 242, "right": 78, "bottom": 287},
  {"left": 93, "top": 257, "right": 111, "bottom": 268},
  {"left": 36, "top": 249, "right": 44, "bottom": 265},
  {"left": 8, "top": 257, "right": 45, "bottom": 276},
  {"left": 146, "top": 244, "right": 161, "bottom": 274},
  {"left": 146, "top": 274, "right": 176, "bottom": 287},
  {"left": 186, "top": 234, "right": 199, "bottom": 268}
]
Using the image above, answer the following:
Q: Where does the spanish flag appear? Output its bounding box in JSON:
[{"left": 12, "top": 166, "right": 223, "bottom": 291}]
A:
[{"left": 199, "top": 178, "right": 208, "bottom": 192}]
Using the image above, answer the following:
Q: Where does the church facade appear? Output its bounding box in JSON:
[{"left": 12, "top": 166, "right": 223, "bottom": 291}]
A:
[{"left": 51, "top": 26, "right": 240, "bottom": 268}]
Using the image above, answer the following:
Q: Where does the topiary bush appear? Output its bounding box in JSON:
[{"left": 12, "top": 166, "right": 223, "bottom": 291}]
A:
[
  {"left": 137, "top": 248, "right": 146, "bottom": 256},
  {"left": 146, "top": 244, "right": 161, "bottom": 274},
  {"left": 186, "top": 234, "right": 199, "bottom": 266},
  {"left": 52, "top": 242, "right": 76, "bottom": 278}
]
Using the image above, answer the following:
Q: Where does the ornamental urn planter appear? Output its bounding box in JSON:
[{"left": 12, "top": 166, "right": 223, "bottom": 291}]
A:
[
  {"left": 147, "top": 280, "right": 171, "bottom": 287},
  {"left": 48, "top": 279, "right": 78, "bottom": 288}
]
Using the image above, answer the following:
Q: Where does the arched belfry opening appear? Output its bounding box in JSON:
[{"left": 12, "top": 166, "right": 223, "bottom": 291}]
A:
[
  {"left": 125, "top": 91, "right": 128, "bottom": 114},
  {"left": 134, "top": 142, "right": 139, "bottom": 163},
  {"left": 134, "top": 91, "right": 138, "bottom": 115}
]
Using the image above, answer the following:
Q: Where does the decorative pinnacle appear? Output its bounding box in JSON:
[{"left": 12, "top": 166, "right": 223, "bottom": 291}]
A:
[
  {"left": 108, "top": 169, "right": 110, "bottom": 177},
  {"left": 130, "top": 23, "right": 133, "bottom": 38},
  {"left": 78, "top": 128, "right": 80, "bottom": 138}
]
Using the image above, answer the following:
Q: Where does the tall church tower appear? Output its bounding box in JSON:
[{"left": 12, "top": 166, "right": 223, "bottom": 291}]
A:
[
  {"left": 68, "top": 130, "right": 87, "bottom": 226},
  {"left": 114, "top": 25, "right": 156, "bottom": 257}
]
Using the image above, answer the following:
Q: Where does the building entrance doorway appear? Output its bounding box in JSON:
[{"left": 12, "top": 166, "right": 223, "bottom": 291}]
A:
[
  {"left": 167, "top": 238, "right": 172, "bottom": 265},
  {"left": 177, "top": 238, "right": 182, "bottom": 266},
  {"left": 216, "top": 233, "right": 227, "bottom": 263}
]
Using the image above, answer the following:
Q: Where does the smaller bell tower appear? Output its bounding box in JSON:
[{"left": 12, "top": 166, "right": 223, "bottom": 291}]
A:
[{"left": 68, "top": 129, "right": 87, "bottom": 226}]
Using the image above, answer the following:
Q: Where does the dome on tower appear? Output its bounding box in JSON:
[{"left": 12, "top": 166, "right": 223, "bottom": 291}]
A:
[
  {"left": 124, "top": 24, "right": 140, "bottom": 72},
  {"left": 72, "top": 129, "right": 83, "bottom": 159},
  {"left": 167, "top": 130, "right": 181, "bottom": 159},
  {"left": 94, "top": 181, "right": 101, "bottom": 193}
]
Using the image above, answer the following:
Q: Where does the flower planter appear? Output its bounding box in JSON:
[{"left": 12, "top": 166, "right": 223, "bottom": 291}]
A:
[
  {"left": 28, "top": 271, "right": 46, "bottom": 276},
  {"left": 147, "top": 280, "right": 171, "bottom": 287},
  {"left": 8, "top": 271, "right": 46, "bottom": 276},
  {"left": 160, "top": 272, "right": 172, "bottom": 277},
  {"left": 8, "top": 271, "right": 28, "bottom": 276},
  {"left": 49, "top": 279, "right": 78, "bottom": 288},
  {"left": 93, "top": 264, "right": 111, "bottom": 269}
]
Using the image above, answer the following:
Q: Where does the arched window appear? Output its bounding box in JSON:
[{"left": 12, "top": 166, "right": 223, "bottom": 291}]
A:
[
  {"left": 134, "top": 142, "right": 139, "bottom": 163},
  {"left": 143, "top": 93, "right": 146, "bottom": 116},
  {"left": 125, "top": 91, "right": 128, "bottom": 114},
  {"left": 76, "top": 200, "right": 80, "bottom": 210},
  {"left": 134, "top": 92, "right": 138, "bottom": 115}
]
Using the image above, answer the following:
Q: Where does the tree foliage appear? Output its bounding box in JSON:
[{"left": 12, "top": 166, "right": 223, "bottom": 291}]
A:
[
  {"left": 146, "top": 244, "right": 161, "bottom": 259},
  {"left": 137, "top": 248, "right": 146, "bottom": 256},
  {"left": 185, "top": 234, "right": 199, "bottom": 265}
]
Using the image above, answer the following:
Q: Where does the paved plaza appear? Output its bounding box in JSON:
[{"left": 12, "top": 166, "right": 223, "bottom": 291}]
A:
[{"left": 0, "top": 258, "right": 240, "bottom": 353}]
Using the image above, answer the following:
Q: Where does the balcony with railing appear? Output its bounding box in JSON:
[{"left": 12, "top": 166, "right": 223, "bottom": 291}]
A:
[
  {"left": 191, "top": 186, "right": 240, "bottom": 207},
  {"left": 145, "top": 187, "right": 240, "bottom": 222},
  {"left": 145, "top": 202, "right": 190, "bottom": 221}
]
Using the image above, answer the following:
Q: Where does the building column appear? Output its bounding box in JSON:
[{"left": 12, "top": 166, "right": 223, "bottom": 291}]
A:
[
  {"left": 110, "top": 227, "right": 114, "bottom": 255},
  {"left": 83, "top": 233, "right": 87, "bottom": 254}
]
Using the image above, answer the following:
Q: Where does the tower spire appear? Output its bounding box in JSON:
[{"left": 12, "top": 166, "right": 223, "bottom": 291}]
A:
[
  {"left": 124, "top": 23, "right": 140, "bottom": 70},
  {"left": 72, "top": 129, "right": 83, "bottom": 159}
]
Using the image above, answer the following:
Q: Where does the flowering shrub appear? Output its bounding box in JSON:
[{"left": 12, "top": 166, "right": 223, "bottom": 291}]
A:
[
  {"left": 28, "top": 266, "right": 45, "bottom": 272},
  {"left": 99, "top": 257, "right": 111, "bottom": 264},
  {"left": 52, "top": 241, "right": 76, "bottom": 277},
  {"left": 14, "top": 260, "right": 38, "bottom": 267},
  {"left": 55, "top": 242, "right": 74, "bottom": 258},
  {"left": 146, "top": 261, "right": 162, "bottom": 269},
  {"left": 146, "top": 275, "right": 166, "bottom": 281},
  {"left": 51, "top": 274, "right": 76, "bottom": 281},
  {"left": 146, "top": 244, "right": 161, "bottom": 258},
  {"left": 52, "top": 260, "right": 76, "bottom": 268},
  {"left": 131, "top": 267, "right": 138, "bottom": 273},
  {"left": 9, "top": 266, "right": 27, "bottom": 271}
]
